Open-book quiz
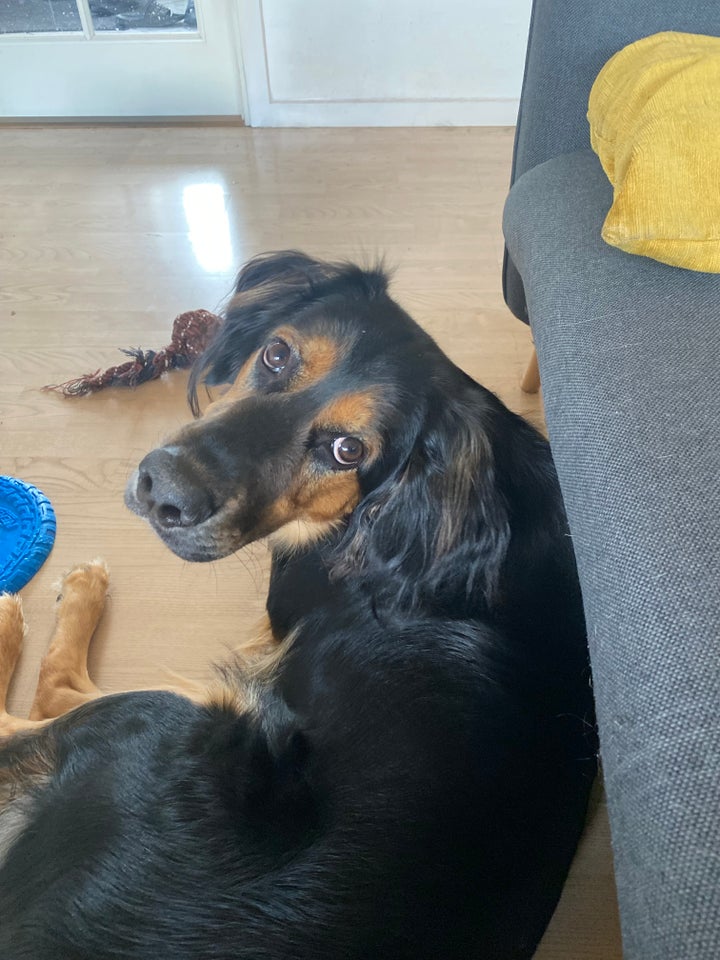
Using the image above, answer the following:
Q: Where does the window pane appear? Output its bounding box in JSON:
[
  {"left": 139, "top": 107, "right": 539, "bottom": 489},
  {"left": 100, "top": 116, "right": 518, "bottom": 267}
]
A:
[
  {"left": 0, "top": 0, "right": 82, "bottom": 34},
  {"left": 92, "top": 1, "right": 196, "bottom": 33}
]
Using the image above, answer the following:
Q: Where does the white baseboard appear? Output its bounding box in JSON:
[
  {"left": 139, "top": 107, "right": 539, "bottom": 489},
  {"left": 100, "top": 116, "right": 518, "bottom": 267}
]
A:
[{"left": 245, "top": 98, "right": 520, "bottom": 127}]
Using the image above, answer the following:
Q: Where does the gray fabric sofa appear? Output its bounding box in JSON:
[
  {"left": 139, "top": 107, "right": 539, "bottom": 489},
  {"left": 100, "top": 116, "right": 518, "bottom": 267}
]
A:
[{"left": 502, "top": 2, "right": 720, "bottom": 958}]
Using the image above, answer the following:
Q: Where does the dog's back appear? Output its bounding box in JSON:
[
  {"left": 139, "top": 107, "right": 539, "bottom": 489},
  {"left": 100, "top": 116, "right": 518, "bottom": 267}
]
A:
[{"left": 0, "top": 605, "right": 593, "bottom": 960}]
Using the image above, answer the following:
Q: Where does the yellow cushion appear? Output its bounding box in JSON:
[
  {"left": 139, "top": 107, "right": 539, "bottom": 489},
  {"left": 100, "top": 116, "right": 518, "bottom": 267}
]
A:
[{"left": 588, "top": 31, "right": 720, "bottom": 272}]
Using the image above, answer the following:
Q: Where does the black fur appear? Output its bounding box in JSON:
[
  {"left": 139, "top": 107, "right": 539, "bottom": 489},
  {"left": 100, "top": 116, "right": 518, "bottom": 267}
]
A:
[{"left": 0, "top": 252, "right": 596, "bottom": 959}]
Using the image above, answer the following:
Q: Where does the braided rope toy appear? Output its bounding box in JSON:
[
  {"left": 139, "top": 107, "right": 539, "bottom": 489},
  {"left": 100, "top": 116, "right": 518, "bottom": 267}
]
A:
[{"left": 42, "top": 310, "right": 221, "bottom": 398}]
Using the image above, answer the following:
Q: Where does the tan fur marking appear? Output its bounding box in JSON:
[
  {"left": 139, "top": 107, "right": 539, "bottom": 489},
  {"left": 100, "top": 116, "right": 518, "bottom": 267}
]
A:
[
  {"left": 293, "top": 333, "right": 339, "bottom": 388},
  {"left": 153, "top": 672, "right": 209, "bottom": 704},
  {"left": 243, "top": 612, "right": 283, "bottom": 652},
  {"left": 268, "top": 471, "right": 361, "bottom": 528},
  {"left": 250, "top": 326, "right": 340, "bottom": 392},
  {"left": 201, "top": 624, "right": 301, "bottom": 716},
  {"left": 0, "top": 715, "right": 49, "bottom": 737},
  {"left": 314, "top": 390, "right": 379, "bottom": 434},
  {"left": 203, "top": 680, "right": 261, "bottom": 716},
  {"left": 0, "top": 596, "right": 26, "bottom": 714},
  {"left": 0, "top": 595, "right": 42, "bottom": 736},
  {"left": 263, "top": 474, "right": 360, "bottom": 556},
  {"left": 244, "top": 624, "right": 300, "bottom": 683},
  {"left": 268, "top": 518, "right": 342, "bottom": 554},
  {"left": 258, "top": 390, "right": 380, "bottom": 551},
  {"left": 296, "top": 471, "right": 361, "bottom": 520},
  {"left": 193, "top": 614, "right": 285, "bottom": 694},
  {"left": 202, "top": 330, "right": 339, "bottom": 416}
]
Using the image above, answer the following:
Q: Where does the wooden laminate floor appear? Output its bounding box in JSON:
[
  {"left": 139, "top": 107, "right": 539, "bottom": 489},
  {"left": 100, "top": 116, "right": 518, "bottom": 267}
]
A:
[{"left": 0, "top": 124, "right": 622, "bottom": 957}]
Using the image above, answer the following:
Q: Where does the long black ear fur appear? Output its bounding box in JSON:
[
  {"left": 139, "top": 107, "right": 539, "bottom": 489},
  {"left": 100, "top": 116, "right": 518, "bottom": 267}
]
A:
[
  {"left": 335, "top": 390, "right": 512, "bottom": 612},
  {"left": 188, "top": 250, "right": 388, "bottom": 414}
]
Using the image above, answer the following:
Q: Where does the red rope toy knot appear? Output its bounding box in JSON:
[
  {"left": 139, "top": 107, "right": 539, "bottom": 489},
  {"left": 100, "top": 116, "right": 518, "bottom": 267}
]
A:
[{"left": 42, "top": 310, "right": 222, "bottom": 398}]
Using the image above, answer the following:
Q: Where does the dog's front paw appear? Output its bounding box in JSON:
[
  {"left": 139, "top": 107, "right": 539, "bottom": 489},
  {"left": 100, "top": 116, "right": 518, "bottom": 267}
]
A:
[
  {"left": 54, "top": 559, "right": 110, "bottom": 609},
  {"left": 0, "top": 593, "right": 27, "bottom": 658}
]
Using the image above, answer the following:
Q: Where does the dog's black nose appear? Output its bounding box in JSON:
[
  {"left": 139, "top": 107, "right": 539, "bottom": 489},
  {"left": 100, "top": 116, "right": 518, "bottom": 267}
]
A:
[{"left": 134, "top": 447, "right": 216, "bottom": 529}]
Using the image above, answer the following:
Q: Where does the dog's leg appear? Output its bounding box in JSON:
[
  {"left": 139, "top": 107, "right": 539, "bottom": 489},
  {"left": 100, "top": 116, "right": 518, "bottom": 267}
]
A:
[
  {"left": 28, "top": 560, "right": 109, "bottom": 722},
  {"left": 0, "top": 595, "right": 45, "bottom": 735},
  {"left": 521, "top": 346, "right": 541, "bottom": 394}
]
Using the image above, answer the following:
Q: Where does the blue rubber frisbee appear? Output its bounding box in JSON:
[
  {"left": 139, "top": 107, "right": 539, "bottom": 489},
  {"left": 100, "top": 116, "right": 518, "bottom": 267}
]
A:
[{"left": 0, "top": 477, "right": 56, "bottom": 594}]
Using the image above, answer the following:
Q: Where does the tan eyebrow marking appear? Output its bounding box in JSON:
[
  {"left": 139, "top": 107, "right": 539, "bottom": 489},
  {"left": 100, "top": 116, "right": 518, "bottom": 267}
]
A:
[
  {"left": 270, "top": 328, "right": 340, "bottom": 390},
  {"left": 312, "top": 389, "right": 380, "bottom": 435}
]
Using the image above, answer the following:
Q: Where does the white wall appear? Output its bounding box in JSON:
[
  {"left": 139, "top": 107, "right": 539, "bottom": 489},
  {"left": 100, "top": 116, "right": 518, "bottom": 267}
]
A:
[{"left": 238, "top": 0, "right": 532, "bottom": 126}]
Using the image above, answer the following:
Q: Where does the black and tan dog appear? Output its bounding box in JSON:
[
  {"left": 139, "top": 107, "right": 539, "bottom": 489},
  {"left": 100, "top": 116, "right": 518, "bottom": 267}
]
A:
[{"left": 0, "top": 252, "right": 596, "bottom": 959}]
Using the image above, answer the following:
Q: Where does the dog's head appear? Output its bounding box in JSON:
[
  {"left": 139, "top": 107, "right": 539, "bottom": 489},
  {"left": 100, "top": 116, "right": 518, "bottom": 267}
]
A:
[{"left": 126, "top": 251, "right": 521, "bottom": 605}]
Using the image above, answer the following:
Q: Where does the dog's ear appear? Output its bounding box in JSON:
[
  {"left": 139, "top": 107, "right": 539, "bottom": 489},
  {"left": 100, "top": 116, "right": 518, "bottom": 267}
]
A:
[
  {"left": 195, "top": 691, "right": 318, "bottom": 847},
  {"left": 337, "top": 393, "right": 511, "bottom": 611},
  {"left": 188, "top": 251, "right": 321, "bottom": 412},
  {"left": 188, "top": 251, "right": 389, "bottom": 414}
]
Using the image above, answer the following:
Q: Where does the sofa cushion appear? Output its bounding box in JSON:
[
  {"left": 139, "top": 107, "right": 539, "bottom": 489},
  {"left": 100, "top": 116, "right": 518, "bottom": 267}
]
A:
[
  {"left": 503, "top": 148, "right": 720, "bottom": 960},
  {"left": 503, "top": 2, "right": 720, "bottom": 325},
  {"left": 588, "top": 31, "right": 720, "bottom": 271}
]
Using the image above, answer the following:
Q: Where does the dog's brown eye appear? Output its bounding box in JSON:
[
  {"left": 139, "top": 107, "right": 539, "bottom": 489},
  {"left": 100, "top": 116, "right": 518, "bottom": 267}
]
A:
[
  {"left": 262, "top": 339, "right": 291, "bottom": 373},
  {"left": 332, "top": 436, "right": 365, "bottom": 466}
]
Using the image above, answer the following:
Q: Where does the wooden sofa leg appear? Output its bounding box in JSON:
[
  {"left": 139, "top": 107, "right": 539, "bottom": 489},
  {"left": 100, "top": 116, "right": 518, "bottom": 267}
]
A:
[{"left": 521, "top": 347, "right": 541, "bottom": 394}]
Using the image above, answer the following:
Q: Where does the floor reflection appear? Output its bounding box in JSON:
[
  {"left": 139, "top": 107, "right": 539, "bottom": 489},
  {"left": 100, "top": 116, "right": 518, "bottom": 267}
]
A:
[{"left": 182, "top": 182, "right": 234, "bottom": 274}]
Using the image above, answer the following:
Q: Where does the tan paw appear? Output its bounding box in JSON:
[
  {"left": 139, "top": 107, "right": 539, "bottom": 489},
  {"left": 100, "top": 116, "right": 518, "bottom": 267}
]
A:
[
  {"left": 0, "top": 594, "right": 27, "bottom": 660},
  {"left": 55, "top": 559, "right": 110, "bottom": 610},
  {"left": 0, "top": 593, "right": 27, "bottom": 684}
]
